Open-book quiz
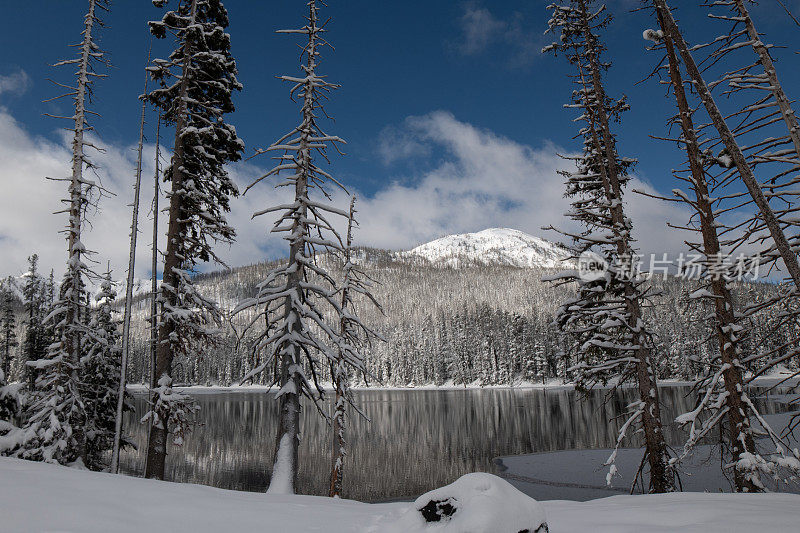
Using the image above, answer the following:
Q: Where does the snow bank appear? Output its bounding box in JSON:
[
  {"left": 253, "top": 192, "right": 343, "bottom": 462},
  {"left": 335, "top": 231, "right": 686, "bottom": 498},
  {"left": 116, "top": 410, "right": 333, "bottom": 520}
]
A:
[
  {"left": 0, "top": 457, "right": 380, "bottom": 533},
  {"left": 374, "top": 473, "right": 547, "bottom": 532},
  {"left": 2, "top": 458, "right": 800, "bottom": 533}
]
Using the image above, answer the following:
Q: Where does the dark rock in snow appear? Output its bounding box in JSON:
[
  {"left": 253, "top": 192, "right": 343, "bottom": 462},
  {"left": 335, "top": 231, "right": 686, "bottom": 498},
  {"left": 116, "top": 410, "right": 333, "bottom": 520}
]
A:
[{"left": 419, "top": 497, "right": 457, "bottom": 522}]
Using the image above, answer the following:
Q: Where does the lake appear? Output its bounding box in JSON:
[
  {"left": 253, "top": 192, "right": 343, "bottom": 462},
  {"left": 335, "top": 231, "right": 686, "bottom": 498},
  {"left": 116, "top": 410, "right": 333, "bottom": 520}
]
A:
[{"left": 120, "top": 385, "right": 794, "bottom": 502}]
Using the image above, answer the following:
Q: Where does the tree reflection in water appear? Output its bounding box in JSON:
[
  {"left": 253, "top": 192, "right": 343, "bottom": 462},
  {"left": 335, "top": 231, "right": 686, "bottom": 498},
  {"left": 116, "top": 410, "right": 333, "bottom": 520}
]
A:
[{"left": 120, "top": 386, "right": 789, "bottom": 502}]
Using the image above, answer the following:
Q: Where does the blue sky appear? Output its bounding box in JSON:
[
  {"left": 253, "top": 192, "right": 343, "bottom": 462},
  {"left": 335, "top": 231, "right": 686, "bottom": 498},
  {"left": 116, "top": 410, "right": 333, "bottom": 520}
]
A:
[{"left": 1, "top": 1, "right": 799, "bottom": 278}]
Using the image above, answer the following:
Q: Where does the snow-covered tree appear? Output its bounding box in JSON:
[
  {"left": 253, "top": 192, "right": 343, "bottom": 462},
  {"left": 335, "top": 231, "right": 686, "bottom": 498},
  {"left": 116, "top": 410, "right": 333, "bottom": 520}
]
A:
[
  {"left": 0, "top": 282, "right": 18, "bottom": 379},
  {"left": 235, "top": 0, "right": 358, "bottom": 494},
  {"left": 0, "top": 367, "right": 24, "bottom": 456},
  {"left": 641, "top": 19, "right": 762, "bottom": 492},
  {"left": 18, "top": 0, "right": 111, "bottom": 466},
  {"left": 19, "top": 271, "right": 88, "bottom": 465},
  {"left": 329, "top": 196, "right": 382, "bottom": 498},
  {"left": 693, "top": 0, "right": 800, "bottom": 380},
  {"left": 543, "top": 0, "right": 675, "bottom": 493},
  {"left": 81, "top": 274, "right": 130, "bottom": 471},
  {"left": 143, "top": 0, "right": 243, "bottom": 480},
  {"left": 22, "top": 255, "right": 45, "bottom": 387},
  {"left": 652, "top": 0, "right": 800, "bottom": 288},
  {"left": 645, "top": 0, "right": 800, "bottom": 490}
]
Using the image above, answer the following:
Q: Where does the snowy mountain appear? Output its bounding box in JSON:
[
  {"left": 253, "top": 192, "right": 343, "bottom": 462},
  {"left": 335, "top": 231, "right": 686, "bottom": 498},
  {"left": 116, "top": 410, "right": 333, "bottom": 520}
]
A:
[
  {"left": 0, "top": 275, "right": 26, "bottom": 304},
  {"left": 400, "top": 228, "right": 572, "bottom": 269}
]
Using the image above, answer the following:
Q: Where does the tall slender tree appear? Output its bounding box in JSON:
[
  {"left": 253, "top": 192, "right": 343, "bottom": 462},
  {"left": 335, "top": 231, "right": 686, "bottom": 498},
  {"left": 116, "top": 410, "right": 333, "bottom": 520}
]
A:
[
  {"left": 143, "top": 115, "right": 162, "bottom": 473},
  {"left": 641, "top": 20, "right": 760, "bottom": 492},
  {"left": 144, "top": 0, "right": 243, "bottom": 480},
  {"left": 235, "top": 0, "right": 361, "bottom": 494},
  {"left": 644, "top": 2, "right": 800, "bottom": 490},
  {"left": 20, "top": 0, "right": 111, "bottom": 466},
  {"left": 543, "top": 0, "right": 675, "bottom": 492},
  {"left": 652, "top": 0, "right": 800, "bottom": 287},
  {"left": 112, "top": 52, "right": 152, "bottom": 475},
  {"left": 329, "top": 196, "right": 382, "bottom": 498}
]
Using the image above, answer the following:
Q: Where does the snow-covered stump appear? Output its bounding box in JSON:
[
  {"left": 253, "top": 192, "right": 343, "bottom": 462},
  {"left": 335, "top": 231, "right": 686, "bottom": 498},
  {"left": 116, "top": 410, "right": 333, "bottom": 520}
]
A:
[{"left": 385, "top": 473, "right": 548, "bottom": 532}]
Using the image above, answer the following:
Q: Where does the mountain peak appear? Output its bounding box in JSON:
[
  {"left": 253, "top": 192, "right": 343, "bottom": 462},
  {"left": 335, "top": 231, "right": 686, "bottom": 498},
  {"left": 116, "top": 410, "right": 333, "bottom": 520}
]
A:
[{"left": 401, "top": 228, "right": 570, "bottom": 269}]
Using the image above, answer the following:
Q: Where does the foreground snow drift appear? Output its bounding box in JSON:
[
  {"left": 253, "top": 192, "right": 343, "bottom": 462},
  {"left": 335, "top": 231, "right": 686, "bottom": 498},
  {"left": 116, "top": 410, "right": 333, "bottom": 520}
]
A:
[
  {"left": 2, "top": 458, "right": 800, "bottom": 532},
  {"left": 375, "top": 473, "right": 548, "bottom": 532}
]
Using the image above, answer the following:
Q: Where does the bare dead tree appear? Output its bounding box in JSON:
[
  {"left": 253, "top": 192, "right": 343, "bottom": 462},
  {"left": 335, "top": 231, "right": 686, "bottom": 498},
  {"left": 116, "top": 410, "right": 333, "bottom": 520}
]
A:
[
  {"left": 329, "top": 196, "right": 382, "bottom": 498},
  {"left": 543, "top": 0, "right": 675, "bottom": 493},
  {"left": 234, "top": 0, "right": 372, "bottom": 495},
  {"left": 653, "top": 0, "right": 800, "bottom": 287},
  {"left": 18, "top": 0, "right": 111, "bottom": 466},
  {"left": 112, "top": 51, "right": 151, "bottom": 474}
]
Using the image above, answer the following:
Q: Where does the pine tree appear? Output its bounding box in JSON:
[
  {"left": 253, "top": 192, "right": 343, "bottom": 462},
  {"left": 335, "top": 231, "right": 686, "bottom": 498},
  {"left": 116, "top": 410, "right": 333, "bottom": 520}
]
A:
[
  {"left": 235, "top": 0, "right": 359, "bottom": 494},
  {"left": 0, "top": 366, "right": 23, "bottom": 455},
  {"left": 0, "top": 282, "right": 18, "bottom": 379},
  {"left": 17, "top": 0, "right": 112, "bottom": 468},
  {"left": 641, "top": 19, "right": 762, "bottom": 491},
  {"left": 543, "top": 0, "right": 675, "bottom": 493},
  {"left": 22, "top": 255, "right": 43, "bottom": 388},
  {"left": 144, "top": 0, "right": 243, "bottom": 480},
  {"left": 82, "top": 273, "right": 130, "bottom": 471},
  {"left": 20, "top": 271, "right": 88, "bottom": 465}
]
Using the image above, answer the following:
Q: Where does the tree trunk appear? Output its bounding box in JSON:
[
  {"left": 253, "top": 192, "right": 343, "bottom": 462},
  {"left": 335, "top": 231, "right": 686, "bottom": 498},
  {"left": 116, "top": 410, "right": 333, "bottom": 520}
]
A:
[
  {"left": 112, "top": 63, "right": 149, "bottom": 474},
  {"left": 660, "top": 16, "right": 759, "bottom": 493},
  {"left": 65, "top": 0, "right": 101, "bottom": 464},
  {"left": 268, "top": 115, "right": 310, "bottom": 494},
  {"left": 145, "top": 0, "right": 196, "bottom": 481},
  {"left": 578, "top": 0, "right": 674, "bottom": 493},
  {"left": 655, "top": 0, "right": 800, "bottom": 288}
]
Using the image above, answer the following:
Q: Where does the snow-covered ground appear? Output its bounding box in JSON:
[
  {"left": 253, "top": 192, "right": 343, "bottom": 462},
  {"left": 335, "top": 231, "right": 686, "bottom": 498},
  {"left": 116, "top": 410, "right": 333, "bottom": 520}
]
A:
[
  {"left": 2, "top": 457, "right": 799, "bottom": 532},
  {"left": 497, "top": 410, "right": 800, "bottom": 502},
  {"left": 126, "top": 379, "right": 577, "bottom": 395},
  {"left": 125, "top": 372, "right": 798, "bottom": 395}
]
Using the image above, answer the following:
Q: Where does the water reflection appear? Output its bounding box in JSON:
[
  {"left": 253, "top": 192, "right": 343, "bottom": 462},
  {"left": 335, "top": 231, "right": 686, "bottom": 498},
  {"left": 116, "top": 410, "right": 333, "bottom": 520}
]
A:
[{"left": 120, "top": 386, "right": 790, "bottom": 502}]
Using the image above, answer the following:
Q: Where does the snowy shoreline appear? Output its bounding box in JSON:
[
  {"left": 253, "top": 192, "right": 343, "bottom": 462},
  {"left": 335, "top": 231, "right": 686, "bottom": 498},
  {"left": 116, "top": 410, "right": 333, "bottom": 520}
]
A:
[
  {"left": 125, "top": 373, "right": 799, "bottom": 395},
  {"left": 3, "top": 457, "right": 800, "bottom": 532}
]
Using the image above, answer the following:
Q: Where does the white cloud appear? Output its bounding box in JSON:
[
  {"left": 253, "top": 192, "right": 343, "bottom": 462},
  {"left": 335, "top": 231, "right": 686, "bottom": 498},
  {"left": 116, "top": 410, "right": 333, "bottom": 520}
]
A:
[
  {"left": 377, "top": 123, "right": 431, "bottom": 165},
  {"left": 457, "top": 5, "right": 506, "bottom": 55},
  {"left": 0, "top": 108, "right": 286, "bottom": 283},
  {"left": 0, "top": 107, "right": 690, "bottom": 285},
  {"left": 0, "top": 70, "right": 31, "bottom": 97},
  {"left": 352, "top": 111, "right": 691, "bottom": 256},
  {"left": 451, "top": 4, "right": 544, "bottom": 67}
]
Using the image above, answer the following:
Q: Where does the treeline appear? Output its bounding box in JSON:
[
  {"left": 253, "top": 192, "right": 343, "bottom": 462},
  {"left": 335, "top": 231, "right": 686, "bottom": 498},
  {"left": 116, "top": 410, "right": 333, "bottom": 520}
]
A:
[{"left": 68, "top": 249, "right": 792, "bottom": 388}]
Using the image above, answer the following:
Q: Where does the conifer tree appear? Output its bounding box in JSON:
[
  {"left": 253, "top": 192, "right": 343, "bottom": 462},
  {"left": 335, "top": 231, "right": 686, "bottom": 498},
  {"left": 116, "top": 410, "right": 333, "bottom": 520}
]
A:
[
  {"left": 18, "top": 0, "right": 111, "bottom": 468},
  {"left": 0, "top": 366, "right": 23, "bottom": 453},
  {"left": 144, "top": 0, "right": 243, "bottom": 480},
  {"left": 0, "top": 283, "right": 18, "bottom": 379},
  {"left": 22, "top": 255, "right": 43, "bottom": 388},
  {"left": 235, "top": 0, "right": 363, "bottom": 494},
  {"left": 543, "top": 0, "right": 675, "bottom": 492},
  {"left": 652, "top": 0, "right": 800, "bottom": 287},
  {"left": 82, "top": 273, "right": 130, "bottom": 471},
  {"left": 641, "top": 21, "right": 761, "bottom": 492}
]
